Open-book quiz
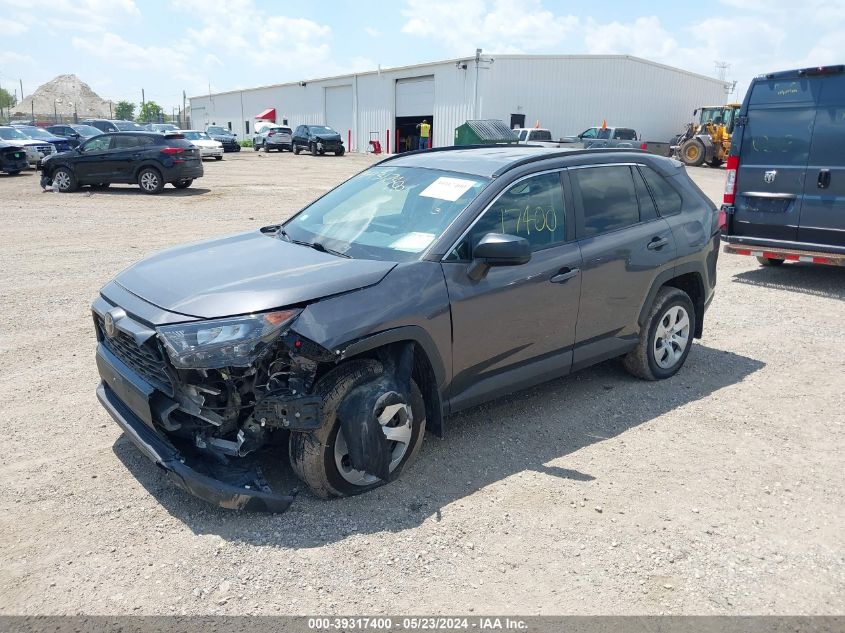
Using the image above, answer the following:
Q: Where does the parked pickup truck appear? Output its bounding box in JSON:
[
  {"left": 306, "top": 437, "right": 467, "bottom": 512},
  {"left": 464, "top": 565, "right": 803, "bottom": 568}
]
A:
[{"left": 513, "top": 128, "right": 569, "bottom": 147}]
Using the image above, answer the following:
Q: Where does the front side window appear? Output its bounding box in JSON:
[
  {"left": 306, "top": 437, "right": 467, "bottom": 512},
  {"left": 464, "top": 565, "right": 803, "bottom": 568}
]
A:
[
  {"left": 580, "top": 128, "right": 597, "bottom": 139},
  {"left": 81, "top": 136, "right": 112, "bottom": 152},
  {"left": 450, "top": 172, "right": 566, "bottom": 259},
  {"left": 572, "top": 165, "right": 640, "bottom": 237},
  {"left": 283, "top": 166, "right": 489, "bottom": 262}
]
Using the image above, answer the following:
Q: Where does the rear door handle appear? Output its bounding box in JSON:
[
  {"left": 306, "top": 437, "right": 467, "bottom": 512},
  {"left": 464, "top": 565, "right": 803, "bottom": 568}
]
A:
[
  {"left": 647, "top": 236, "right": 669, "bottom": 250},
  {"left": 818, "top": 169, "right": 831, "bottom": 189},
  {"left": 550, "top": 267, "right": 580, "bottom": 283}
]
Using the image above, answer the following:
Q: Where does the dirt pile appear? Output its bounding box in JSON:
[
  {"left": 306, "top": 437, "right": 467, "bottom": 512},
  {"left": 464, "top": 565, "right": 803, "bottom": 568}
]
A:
[{"left": 12, "top": 74, "right": 114, "bottom": 119}]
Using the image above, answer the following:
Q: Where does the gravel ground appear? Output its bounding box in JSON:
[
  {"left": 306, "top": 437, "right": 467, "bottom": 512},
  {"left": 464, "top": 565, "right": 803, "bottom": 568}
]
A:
[{"left": 0, "top": 153, "right": 842, "bottom": 616}]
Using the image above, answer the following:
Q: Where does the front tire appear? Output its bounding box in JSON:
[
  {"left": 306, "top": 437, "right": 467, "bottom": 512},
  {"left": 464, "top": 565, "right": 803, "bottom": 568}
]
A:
[
  {"left": 757, "top": 256, "right": 785, "bottom": 266},
  {"left": 335, "top": 147, "right": 345, "bottom": 156},
  {"left": 138, "top": 167, "right": 164, "bottom": 194},
  {"left": 624, "top": 287, "right": 696, "bottom": 380},
  {"left": 293, "top": 144, "right": 300, "bottom": 155},
  {"left": 310, "top": 142, "right": 318, "bottom": 156},
  {"left": 289, "top": 359, "right": 426, "bottom": 498},
  {"left": 52, "top": 167, "right": 77, "bottom": 192},
  {"left": 680, "top": 139, "right": 706, "bottom": 167},
  {"left": 214, "top": 155, "right": 223, "bottom": 160}
]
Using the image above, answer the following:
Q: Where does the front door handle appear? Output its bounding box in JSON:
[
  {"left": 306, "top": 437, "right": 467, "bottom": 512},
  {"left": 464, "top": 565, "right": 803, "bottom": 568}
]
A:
[
  {"left": 818, "top": 169, "right": 831, "bottom": 189},
  {"left": 550, "top": 267, "right": 580, "bottom": 283},
  {"left": 647, "top": 236, "right": 669, "bottom": 250}
]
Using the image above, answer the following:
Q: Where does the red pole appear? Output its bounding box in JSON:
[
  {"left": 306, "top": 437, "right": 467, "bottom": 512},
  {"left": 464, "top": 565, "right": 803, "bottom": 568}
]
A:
[
  {"left": 396, "top": 128, "right": 400, "bottom": 153},
  {"left": 348, "top": 129, "right": 351, "bottom": 152},
  {"left": 386, "top": 129, "right": 390, "bottom": 155},
  {"left": 428, "top": 130, "right": 432, "bottom": 149}
]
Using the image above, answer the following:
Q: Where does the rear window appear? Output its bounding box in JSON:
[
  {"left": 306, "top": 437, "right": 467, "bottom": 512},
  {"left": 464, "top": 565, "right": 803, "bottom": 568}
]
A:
[
  {"left": 639, "top": 166, "right": 682, "bottom": 216},
  {"left": 159, "top": 137, "right": 190, "bottom": 147},
  {"left": 573, "top": 166, "right": 640, "bottom": 237},
  {"left": 614, "top": 129, "right": 637, "bottom": 140},
  {"left": 531, "top": 130, "right": 552, "bottom": 141},
  {"left": 749, "top": 78, "right": 819, "bottom": 105},
  {"left": 742, "top": 107, "right": 814, "bottom": 166}
]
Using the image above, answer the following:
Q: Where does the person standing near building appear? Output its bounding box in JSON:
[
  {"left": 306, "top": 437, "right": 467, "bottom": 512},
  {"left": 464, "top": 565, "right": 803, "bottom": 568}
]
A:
[{"left": 416, "top": 119, "right": 431, "bottom": 150}]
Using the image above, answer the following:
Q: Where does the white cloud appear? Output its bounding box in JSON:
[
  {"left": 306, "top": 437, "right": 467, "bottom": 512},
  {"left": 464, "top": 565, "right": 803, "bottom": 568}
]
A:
[
  {"left": 401, "top": 0, "right": 579, "bottom": 53},
  {"left": 0, "top": 50, "right": 34, "bottom": 65},
  {"left": 365, "top": 26, "right": 381, "bottom": 37},
  {"left": 4, "top": 0, "right": 139, "bottom": 32},
  {"left": 0, "top": 17, "right": 27, "bottom": 35}
]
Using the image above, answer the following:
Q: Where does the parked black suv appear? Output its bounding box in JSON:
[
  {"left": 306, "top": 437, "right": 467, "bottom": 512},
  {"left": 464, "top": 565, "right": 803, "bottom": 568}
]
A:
[
  {"left": 206, "top": 126, "right": 241, "bottom": 152},
  {"left": 292, "top": 124, "right": 344, "bottom": 155},
  {"left": 722, "top": 65, "right": 845, "bottom": 267},
  {"left": 45, "top": 124, "right": 103, "bottom": 148},
  {"left": 0, "top": 140, "right": 28, "bottom": 174},
  {"left": 82, "top": 119, "right": 146, "bottom": 133},
  {"left": 93, "top": 146, "right": 718, "bottom": 512},
  {"left": 40, "top": 132, "right": 203, "bottom": 194}
]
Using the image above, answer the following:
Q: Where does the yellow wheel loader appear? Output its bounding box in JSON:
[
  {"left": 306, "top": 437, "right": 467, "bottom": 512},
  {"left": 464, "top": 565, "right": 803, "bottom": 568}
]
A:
[{"left": 672, "top": 104, "right": 741, "bottom": 168}]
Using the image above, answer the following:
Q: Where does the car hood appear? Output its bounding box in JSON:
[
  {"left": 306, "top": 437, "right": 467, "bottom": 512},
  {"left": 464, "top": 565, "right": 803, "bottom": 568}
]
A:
[
  {"left": 113, "top": 229, "right": 398, "bottom": 319},
  {"left": 315, "top": 133, "right": 342, "bottom": 141},
  {"left": 10, "top": 138, "right": 45, "bottom": 147},
  {"left": 191, "top": 140, "right": 221, "bottom": 147}
]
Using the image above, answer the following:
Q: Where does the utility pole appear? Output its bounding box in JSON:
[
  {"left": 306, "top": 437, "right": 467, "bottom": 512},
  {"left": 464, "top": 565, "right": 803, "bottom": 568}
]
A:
[
  {"left": 19, "top": 79, "right": 23, "bottom": 103},
  {"left": 183, "top": 90, "right": 187, "bottom": 128},
  {"left": 141, "top": 88, "right": 145, "bottom": 121},
  {"left": 714, "top": 61, "right": 730, "bottom": 81},
  {"left": 472, "top": 48, "right": 495, "bottom": 120}
]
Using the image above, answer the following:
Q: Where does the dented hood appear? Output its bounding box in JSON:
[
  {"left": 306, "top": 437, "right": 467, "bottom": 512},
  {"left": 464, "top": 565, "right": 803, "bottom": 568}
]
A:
[{"left": 114, "top": 230, "right": 397, "bottom": 319}]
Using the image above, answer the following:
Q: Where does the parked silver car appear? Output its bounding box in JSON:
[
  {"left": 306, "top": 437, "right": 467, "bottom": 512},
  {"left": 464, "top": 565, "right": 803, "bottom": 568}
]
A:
[{"left": 253, "top": 125, "right": 293, "bottom": 152}]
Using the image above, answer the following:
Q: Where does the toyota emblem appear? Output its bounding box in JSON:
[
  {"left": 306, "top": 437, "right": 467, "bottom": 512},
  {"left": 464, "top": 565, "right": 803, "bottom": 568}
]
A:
[{"left": 104, "top": 311, "right": 116, "bottom": 338}]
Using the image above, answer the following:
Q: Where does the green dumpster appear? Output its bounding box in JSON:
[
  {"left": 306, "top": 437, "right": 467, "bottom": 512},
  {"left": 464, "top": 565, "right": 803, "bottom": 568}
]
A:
[{"left": 454, "top": 119, "right": 518, "bottom": 146}]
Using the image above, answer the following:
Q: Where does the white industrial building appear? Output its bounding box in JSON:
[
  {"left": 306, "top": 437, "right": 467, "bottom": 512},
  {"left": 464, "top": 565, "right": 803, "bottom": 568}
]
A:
[{"left": 189, "top": 54, "right": 728, "bottom": 153}]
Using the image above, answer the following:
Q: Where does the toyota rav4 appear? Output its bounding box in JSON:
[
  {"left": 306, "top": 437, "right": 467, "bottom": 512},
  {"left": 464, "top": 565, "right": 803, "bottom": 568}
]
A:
[{"left": 93, "top": 146, "right": 719, "bottom": 512}]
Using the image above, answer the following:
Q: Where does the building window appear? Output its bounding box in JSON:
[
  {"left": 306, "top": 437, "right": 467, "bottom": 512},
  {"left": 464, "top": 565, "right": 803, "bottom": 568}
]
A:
[
  {"left": 227, "top": 121, "right": 232, "bottom": 130},
  {"left": 245, "top": 121, "right": 250, "bottom": 134}
]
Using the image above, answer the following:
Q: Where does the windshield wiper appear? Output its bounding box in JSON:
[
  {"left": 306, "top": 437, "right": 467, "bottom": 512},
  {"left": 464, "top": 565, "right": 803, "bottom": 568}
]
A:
[{"left": 278, "top": 229, "right": 350, "bottom": 258}]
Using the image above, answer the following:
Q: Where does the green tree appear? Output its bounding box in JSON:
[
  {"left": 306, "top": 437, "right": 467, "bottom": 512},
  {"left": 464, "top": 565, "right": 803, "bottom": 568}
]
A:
[
  {"left": 137, "top": 100, "right": 164, "bottom": 123},
  {"left": 114, "top": 100, "right": 135, "bottom": 121},
  {"left": 0, "top": 87, "right": 16, "bottom": 110}
]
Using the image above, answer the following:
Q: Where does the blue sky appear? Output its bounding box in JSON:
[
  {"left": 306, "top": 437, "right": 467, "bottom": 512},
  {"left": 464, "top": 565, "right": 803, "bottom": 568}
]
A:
[{"left": 0, "top": 0, "right": 842, "bottom": 111}]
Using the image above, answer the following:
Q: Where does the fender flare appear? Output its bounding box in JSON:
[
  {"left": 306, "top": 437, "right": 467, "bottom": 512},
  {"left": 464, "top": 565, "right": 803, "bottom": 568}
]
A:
[
  {"left": 638, "top": 263, "right": 706, "bottom": 337},
  {"left": 337, "top": 325, "right": 447, "bottom": 389}
]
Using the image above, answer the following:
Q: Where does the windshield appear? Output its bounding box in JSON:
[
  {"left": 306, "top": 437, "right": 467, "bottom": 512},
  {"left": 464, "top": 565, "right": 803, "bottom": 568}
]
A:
[
  {"left": 71, "top": 125, "right": 102, "bottom": 136},
  {"left": 283, "top": 166, "right": 489, "bottom": 261},
  {"left": 182, "top": 131, "right": 210, "bottom": 140},
  {"left": 207, "top": 126, "right": 227, "bottom": 134},
  {"left": 114, "top": 121, "right": 144, "bottom": 131},
  {"left": 18, "top": 127, "right": 52, "bottom": 139},
  {"left": 0, "top": 128, "right": 28, "bottom": 140},
  {"left": 309, "top": 126, "right": 336, "bottom": 135}
]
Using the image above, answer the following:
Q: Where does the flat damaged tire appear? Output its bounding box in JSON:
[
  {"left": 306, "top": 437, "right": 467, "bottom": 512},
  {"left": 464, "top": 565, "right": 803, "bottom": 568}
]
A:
[{"left": 289, "top": 359, "right": 426, "bottom": 499}]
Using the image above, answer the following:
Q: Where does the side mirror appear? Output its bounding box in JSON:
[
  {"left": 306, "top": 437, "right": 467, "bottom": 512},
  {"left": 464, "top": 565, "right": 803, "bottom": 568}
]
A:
[{"left": 467, "top": 233, "right": 531, "bottom": 281}]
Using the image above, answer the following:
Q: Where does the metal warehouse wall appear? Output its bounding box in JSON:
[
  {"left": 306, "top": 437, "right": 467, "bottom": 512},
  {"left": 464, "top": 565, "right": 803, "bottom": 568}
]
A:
[
  {"left": 190, "top": 55, "right": 727, "bottom": 151},
  {"left": 480, "top": 56, "right": 727, "bottom": 141}
]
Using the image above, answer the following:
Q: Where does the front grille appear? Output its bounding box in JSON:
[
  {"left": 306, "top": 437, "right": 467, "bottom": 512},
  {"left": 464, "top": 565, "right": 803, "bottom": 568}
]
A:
[
  {"left": 95, "top": 315, "right": 173, "bottom": 395},
  {"left": 36, "top": 144, "right": 53, "bottom": 155}
]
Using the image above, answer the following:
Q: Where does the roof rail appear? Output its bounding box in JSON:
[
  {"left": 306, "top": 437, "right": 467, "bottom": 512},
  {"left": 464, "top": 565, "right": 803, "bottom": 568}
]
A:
[{"left": 376, "top": 144, "right": 650, "bottom": 176}]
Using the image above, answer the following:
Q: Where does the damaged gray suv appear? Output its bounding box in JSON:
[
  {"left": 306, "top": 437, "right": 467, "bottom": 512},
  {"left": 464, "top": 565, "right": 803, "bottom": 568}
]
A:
[{"left": 94, "top": 146, "right": 720, "bottom": 512}]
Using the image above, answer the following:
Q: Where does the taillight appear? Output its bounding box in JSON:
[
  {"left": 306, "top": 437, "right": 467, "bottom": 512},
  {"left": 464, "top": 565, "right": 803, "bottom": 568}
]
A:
[
  {"left": 717, "top": 208, "right": 727, "bottom": 230},
  {"left": 724, "top": 155, "right": 739, "bottom": 204},
  {"left": 639, "top": 142, "right": 647, "bottom": 150},
  {"left": 268, "top": 131, "right": 276, "bottom": 136},
  {"left": 160, "top": 147, "right": 184, "bottom": 155}
]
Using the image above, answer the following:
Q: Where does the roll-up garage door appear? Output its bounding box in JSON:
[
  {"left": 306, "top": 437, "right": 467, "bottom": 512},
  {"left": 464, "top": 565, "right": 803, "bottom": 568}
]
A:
[
  {"left": 396, "top": 76, "right": 434, "bottom": 117},
  {"left": 324, "top": 85, "right": 353, "bottom": 141}
]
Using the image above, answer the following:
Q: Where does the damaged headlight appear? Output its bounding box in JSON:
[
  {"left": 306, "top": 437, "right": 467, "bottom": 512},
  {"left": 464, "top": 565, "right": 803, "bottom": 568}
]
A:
[{"left": 157, "top": 309, "right": 300, "bottom": 369}]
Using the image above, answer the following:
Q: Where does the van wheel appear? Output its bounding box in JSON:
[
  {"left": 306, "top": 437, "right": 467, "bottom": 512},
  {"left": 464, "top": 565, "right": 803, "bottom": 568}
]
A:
[
  {"left": 708, "top": 158, "right": 724, "bottom": 167},
  {"left": 680, "top": 139, "right": 706, "bottom": 167},
  {"left": 289, "top": 359, "right": 426, "bottom": 499},
  {"left": 52, "top": 167, "right": 77, "bottom": 192},
  {"left": 624, "top": 287, "right": 696, "bottom": 380},
  {"left": 138, "top": 168, "right": 164, "bottom": 194},
  {"left": 756, "top": 256, "right": 785, "bottom": 266}
]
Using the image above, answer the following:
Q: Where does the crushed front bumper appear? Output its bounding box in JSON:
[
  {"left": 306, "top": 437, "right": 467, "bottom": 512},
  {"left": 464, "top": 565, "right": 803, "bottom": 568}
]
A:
[{"left": 96, "top": 346, "right": 295, "bottom": 513}]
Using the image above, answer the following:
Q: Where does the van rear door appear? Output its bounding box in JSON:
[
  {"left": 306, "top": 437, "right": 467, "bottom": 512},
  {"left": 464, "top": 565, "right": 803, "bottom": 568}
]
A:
[
  {"left": 732, "top": 77, "right": 818, "bottom": 243},
  {"left": 796, "top": 73, "right": 845, "bottom": 248}
]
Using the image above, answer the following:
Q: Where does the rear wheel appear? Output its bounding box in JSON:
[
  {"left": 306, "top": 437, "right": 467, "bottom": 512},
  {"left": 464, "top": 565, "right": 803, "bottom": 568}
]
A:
[
  {"left": 289, "top": 359, "right": 426, "bottom": 498},
  {"left": 214, "top": 155, "right": 223, "bottom": 160},
  {"left": 173, "top": 179, "right": 193, "bottom": 189},
  {"left": 624, "top": 287, "right": 696, "bottom": 380},
  {"left": 52, "top": 167, "right": 77, "bottom": 192},
  {"left": 138, "top": 167, "right": 164, "bottom": 194},
  {"left": 6, "top": 170, "right": 21, "bottom": 176},
  {"left": 756, "top": 256, "right": 785, "bottom": 266},
  {"left": 265, "top": 144, "right": 273, "bottom": 153},
  {"left": 680, "top": 139, "right": 706, "bottom": 167}
]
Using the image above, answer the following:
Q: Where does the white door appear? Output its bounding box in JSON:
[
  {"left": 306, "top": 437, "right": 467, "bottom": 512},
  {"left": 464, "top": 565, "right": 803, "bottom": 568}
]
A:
[
  {"left": 324, "top": 85, "right": 353, "bottom": 148},
  {"left": 395, "top": 76, "right": 434, "bottom": 117}
]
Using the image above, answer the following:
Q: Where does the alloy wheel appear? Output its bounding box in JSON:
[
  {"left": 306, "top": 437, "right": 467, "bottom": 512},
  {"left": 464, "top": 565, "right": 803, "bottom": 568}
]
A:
[
  {"left": 653, "top": 305, "right": 691, "bottom": 369},
  {"left": 140, "top": 171, "right": 159, "bottom": 191}
]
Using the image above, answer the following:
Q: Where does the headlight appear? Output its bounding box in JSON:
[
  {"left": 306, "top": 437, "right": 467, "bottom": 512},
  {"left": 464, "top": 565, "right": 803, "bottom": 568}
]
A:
[{"left": 156, "top": 309, "right": 300, "bottom": 369}]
